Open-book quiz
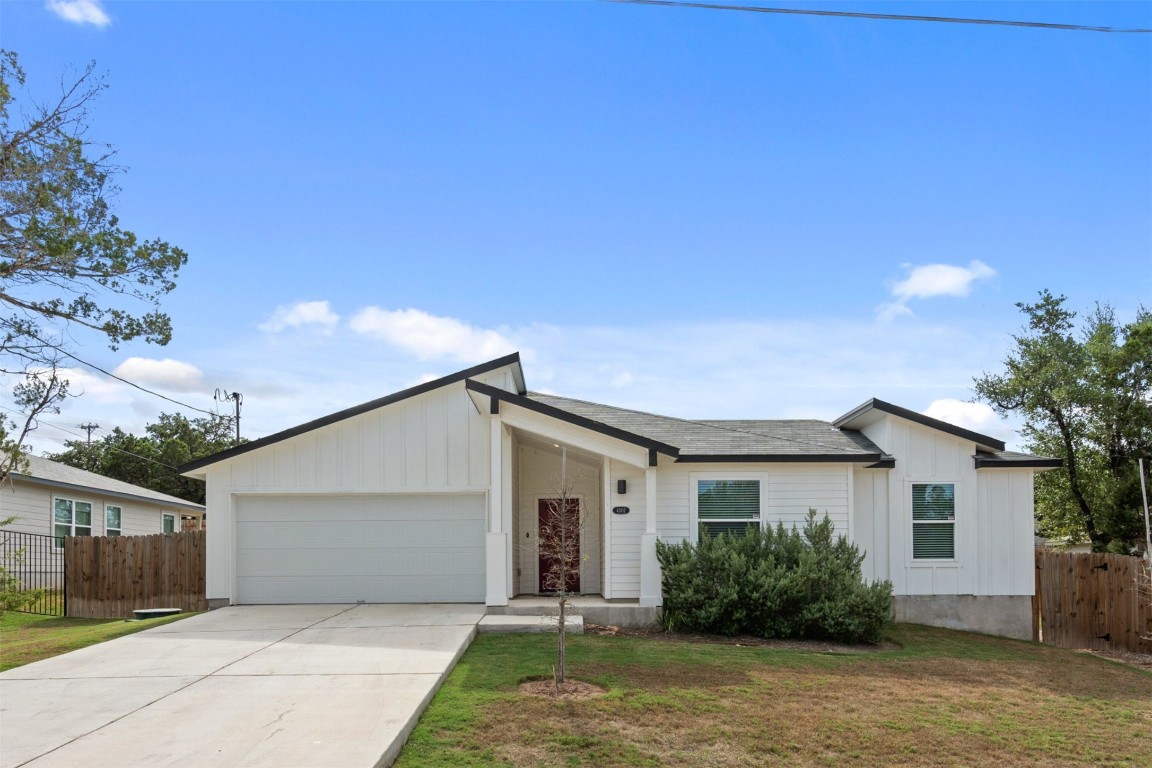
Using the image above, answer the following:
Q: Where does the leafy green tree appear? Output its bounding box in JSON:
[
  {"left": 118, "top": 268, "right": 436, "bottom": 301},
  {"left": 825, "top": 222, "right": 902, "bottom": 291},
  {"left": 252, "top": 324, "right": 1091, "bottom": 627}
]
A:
[
  {"left": 48, "top": 413, "right": 237, "bottom": 504},
  {"left": 0, "top": 50, "right": 187, "bottom": 483},
  {"left": 974, "top": 291, "right": 1152, "bottom": 552}
]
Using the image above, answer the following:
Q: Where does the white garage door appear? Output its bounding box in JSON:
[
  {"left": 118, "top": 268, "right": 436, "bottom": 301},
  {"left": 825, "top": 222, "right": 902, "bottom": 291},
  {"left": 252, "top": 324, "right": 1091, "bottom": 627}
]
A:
[{"left": 234, "top": 494, "right": 486, "bottom": 604}]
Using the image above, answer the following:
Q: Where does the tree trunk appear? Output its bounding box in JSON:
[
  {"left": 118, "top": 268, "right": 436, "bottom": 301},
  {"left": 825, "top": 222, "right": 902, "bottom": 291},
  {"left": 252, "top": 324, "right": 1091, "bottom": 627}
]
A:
[
  {"left": 1052, "top": 408, "right": 1103, "bottom": 547},
  {"left": 556, "top": 595, "right": 566, "bottom": 687}
]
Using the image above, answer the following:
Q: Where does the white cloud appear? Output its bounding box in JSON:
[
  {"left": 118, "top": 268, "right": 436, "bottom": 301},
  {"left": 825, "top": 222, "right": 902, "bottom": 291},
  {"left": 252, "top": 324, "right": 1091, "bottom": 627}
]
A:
[
  {"left": 349, "top": 307, "right": 518, "bottom": 363},
  {"left": 874, "top": 301, "right": 915, "bottom": 324},
  {"left": 112, "top": 357, "right": 205, "bottom": 393},
  {"left": 922, "top": 398, "right": 1006, "bottom": 438},
  {"left": 46, "top": 0, "right": 110, "bottom": 26},
  {"left": 21, "top": 306, "right": 1029, "bottom": 459},
  {"left": 259, "top": 300, "right": 340, "bottom": 334},
  {"left": 891, "top": 260, "right": 996, "bottom": 301}
]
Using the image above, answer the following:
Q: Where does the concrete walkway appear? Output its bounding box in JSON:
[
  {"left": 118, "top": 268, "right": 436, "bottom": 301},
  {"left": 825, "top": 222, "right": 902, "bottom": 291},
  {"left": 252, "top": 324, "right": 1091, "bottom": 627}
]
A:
[{"left": 0, "top": 604, "right": 485, "bottom": 768}]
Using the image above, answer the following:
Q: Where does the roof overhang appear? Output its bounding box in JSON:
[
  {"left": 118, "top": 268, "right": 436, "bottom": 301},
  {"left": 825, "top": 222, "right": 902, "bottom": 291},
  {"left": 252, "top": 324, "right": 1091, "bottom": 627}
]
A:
[
  {"left": 675, "top": 452, "right": 888, "bottom": 464},
  {"left": 973, "top": 454, "right": 1063, "bottom": 470},
  {"left": 834, "top": 397, "right": 1007, "bottom": 452},
  {"left": 9, "top": 474, "right": 206, "bottom": 512},
  {"left": 180, "top": 353, "right": 526, "bottom": 477},
  {"left": 466, "top": 379, "right": 679, "bottom": 467}
]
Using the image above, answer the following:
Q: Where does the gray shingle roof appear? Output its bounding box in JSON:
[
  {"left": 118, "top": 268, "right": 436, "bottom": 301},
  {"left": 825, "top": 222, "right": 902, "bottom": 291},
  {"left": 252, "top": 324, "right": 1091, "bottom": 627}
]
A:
[
  {"left": 526, "top": 393, "right": 885, "bottom": 459},
  {"left": 13, "top": 455, "right": 205, "bottom": 512}
]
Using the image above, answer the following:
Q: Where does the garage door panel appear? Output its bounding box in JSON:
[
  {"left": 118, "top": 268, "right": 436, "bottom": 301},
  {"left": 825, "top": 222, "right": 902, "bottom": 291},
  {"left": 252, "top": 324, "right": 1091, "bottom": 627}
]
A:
[
  {"left": 238, "top": 548, "right": 485, "bottom": 578},
  {"left": 239, "top": 575, "right": 483, "bottom": 603},
  {"left": 236, "top": 495, "right": 483, "bottom": 523},
  {"left": 236, "top": 519, "right": 485, "bottom": 549},
  {"left": 234, "top": 494, "right": 485, "bottom": 604}
]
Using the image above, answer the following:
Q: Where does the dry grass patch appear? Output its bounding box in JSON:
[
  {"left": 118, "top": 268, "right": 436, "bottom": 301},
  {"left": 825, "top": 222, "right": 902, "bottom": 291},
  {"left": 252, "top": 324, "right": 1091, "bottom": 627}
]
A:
[{"left": 396, "top": 624, "right": 1151, "bottom": 768}]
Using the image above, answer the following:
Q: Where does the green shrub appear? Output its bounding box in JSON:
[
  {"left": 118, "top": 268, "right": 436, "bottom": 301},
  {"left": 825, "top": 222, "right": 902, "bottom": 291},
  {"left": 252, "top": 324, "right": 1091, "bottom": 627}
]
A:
[{"left": 656, "top": 509, "right": 893, "bottom": 643}]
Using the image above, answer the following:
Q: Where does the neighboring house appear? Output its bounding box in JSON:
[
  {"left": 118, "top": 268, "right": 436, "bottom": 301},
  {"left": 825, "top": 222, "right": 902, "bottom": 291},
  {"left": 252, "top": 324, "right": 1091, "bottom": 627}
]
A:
[
  {"left": 1, "top": 455, "right": 206, "bottom": 591},
  {"left": 180, "top": 353, "right": 1059, "bottom": 639},
  {"left": 2, "top": 454, "right": 206, "bottom": 539}
]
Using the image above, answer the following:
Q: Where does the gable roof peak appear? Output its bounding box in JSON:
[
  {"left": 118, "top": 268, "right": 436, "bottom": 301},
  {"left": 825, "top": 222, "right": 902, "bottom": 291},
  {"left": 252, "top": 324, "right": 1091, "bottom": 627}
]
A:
[{"left": 832, "top": 397, "right": 1006, "bottom": 452}]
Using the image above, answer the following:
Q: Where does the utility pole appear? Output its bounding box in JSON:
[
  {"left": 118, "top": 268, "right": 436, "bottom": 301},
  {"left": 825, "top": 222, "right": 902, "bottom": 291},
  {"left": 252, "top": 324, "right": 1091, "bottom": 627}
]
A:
[
  {"left": 214, "top": 389, "right": 243, "bottom": 446},
  {"left": 77, "top": 423, "right": 100, "bottom": 445}
]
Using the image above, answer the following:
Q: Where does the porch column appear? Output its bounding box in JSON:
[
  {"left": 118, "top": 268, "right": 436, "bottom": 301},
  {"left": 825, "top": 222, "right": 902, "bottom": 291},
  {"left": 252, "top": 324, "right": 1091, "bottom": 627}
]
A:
[
  {"left": 486, "top": 412, "right": 509, "bottom": 606},
  {"left": 640, "top": 466, "right": 662, "bottom": 607}
]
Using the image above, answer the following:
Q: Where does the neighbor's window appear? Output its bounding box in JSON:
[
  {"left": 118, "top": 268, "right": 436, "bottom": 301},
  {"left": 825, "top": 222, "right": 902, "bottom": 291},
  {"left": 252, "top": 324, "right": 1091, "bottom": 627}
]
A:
[
  {"left": 53, "top": 497, "right": 93, "bottom": 547},
  {"left": 697, "top": 479, "right": 760, "bottom": 538},
  {"left": 912, "top": 483, "right": 955, "bottom": 559},
  {"left": 162, "top": 513, "right": 176, "bottom": 534},
  {"left": 106, "top": 505, "right": 122, "bottom": 537}
]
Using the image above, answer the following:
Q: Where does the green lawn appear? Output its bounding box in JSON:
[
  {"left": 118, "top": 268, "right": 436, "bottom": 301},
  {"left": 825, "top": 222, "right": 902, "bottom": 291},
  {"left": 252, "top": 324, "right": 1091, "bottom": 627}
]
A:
[
  {"left": 0, "top": 610, "right": 196, "bottom": 671},
  {"left": 396, "top": 625, "right": 1152, "bottom": 768}
]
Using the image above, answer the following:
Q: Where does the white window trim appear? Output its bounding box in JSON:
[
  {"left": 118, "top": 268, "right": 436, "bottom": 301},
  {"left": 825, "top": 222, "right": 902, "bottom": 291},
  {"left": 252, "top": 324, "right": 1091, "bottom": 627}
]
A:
[
  {"left": 105, "top": 504, "right": 123, "bottom": 537},
  {"left": 689, "top": 472, "right": 763, "bottom": 542},
  {"left": 907, "top": 480, "right": 958, "bottom": 564},
  {"left": 52, "top": 496, "right": 94, "bottom": 547},
  {"left": 162, "top": 513, "right": 177, "bottom": 534}
]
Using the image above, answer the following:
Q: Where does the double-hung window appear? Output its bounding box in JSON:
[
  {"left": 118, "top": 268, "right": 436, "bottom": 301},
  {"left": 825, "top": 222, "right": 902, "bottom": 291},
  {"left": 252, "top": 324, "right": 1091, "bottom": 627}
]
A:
[
  {"left": 105, "top": 505, "right": 122, "bottom": 537},
  {"left": 697, "top": 479, "right": 760, "bottom": 538},
  {"left": 162, "top": 513, "right": 176, "bottom": 534},
  {"left": 53, "top": 498, "right": 93, "bottom": 547},
  {"left": 911, "top": 483, "right": 955, "bottom": 559}
]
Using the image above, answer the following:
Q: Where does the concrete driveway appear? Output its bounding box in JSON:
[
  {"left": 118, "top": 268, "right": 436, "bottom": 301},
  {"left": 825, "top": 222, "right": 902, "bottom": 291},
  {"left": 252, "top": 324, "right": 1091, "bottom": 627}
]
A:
[{"left": 0, "top": 604, "right": 485, "bottom": 768}]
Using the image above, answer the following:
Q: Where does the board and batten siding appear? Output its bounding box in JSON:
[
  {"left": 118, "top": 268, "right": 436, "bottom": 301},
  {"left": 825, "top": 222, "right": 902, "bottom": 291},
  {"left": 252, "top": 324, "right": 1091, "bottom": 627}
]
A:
[
  {"left": 203, "top": 371, "right": 516, "bottom": 602},
  {"left": 857, "top": 415, "right": 1033, "bottom": 597}
]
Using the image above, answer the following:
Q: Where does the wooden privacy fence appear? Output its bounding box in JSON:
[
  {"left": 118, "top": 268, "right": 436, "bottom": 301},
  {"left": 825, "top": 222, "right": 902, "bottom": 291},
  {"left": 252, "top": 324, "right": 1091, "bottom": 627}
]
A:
[
  {"left": 64, "top": 531, "right": 207, "bottom": 618},
  {"left": 1033, "top": 550, "right": 1152, "bottom": 655}
]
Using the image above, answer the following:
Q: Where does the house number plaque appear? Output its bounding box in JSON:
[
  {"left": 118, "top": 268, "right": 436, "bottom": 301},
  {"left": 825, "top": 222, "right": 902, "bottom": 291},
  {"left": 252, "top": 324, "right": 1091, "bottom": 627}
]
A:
[{"left": 612, "top": 506, "right": 630, "bottom": 515}]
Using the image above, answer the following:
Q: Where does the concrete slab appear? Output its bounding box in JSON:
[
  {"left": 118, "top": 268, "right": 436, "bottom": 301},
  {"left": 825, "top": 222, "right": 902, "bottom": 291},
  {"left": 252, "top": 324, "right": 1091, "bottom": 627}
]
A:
[
  {"left": 1, "top": 629, "right": 295, "bottom": 679},
  {"left": 0, "top": 604, "right": 482, "bottom": 768},
  {"left": 478, "top": 614, "right": 584, "bottom": 634},
  {"left": 141, "top": 604, "right": 353, "bottom": 633},
  {"left": 17, "top": 674, "right": 443, "bottom": 768},
  {"left": 0, "top": 676, "right": 199, "bottom": 768},
  {"left": 217, "top": 624, "right": 477, "bottom": 676},
  {"left": 312, "top": 603, "right": 486, "bottom": 629}
]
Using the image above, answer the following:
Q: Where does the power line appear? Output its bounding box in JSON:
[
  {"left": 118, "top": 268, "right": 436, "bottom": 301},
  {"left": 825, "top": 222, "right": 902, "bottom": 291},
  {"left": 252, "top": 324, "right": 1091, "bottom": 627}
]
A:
[
  {"left": 0, "top": 404, "right": 181, "bottom": 471},
  {"left": 20, "top": 341, "right": 222, "bottom": 417},
  {"left": 77, "top": 422, "right": 100, "bottom": 445},
  {"left": 606, "top": 0, "right": 1152, "bottom": 34}
]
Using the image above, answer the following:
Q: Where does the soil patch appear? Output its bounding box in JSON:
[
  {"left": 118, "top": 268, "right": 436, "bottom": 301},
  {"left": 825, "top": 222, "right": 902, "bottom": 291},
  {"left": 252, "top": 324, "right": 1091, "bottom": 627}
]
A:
[
  {"left": 519, "top": 678, "right": 608, "bottom": 699},
  {"left": 1075, "top": 647, "right": 1152, "bottom": 671},
  {"left": 584, "top": 623, "right": 900, "bottom": 653}
]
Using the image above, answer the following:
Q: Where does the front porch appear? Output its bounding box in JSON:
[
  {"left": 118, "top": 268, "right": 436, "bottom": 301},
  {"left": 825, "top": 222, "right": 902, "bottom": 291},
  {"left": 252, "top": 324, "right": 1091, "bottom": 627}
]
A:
[
  {"left": 475, "top": 389, "right": 664, "bottom": 609},
  {"left": 488, "top": 595, "right": 661, "bottom": 628}
]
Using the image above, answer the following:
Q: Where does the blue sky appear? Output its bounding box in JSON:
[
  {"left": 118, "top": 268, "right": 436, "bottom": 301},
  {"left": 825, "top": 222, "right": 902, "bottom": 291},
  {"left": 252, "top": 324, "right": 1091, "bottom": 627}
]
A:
[{"left": 3, "top": 0, "right": 1150, "bottom": 454}]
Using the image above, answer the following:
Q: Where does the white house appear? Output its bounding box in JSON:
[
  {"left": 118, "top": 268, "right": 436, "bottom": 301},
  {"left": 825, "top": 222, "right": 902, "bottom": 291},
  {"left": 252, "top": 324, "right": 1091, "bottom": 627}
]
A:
[
  {"left": 2, "top": 455, "right": 207, "bottom": 587},
  {"left": 3, "top": 455, "right": 206, "bottom": 538},
  {"left": 180, "top": 353, "right": 1058, "bottom": 639}
]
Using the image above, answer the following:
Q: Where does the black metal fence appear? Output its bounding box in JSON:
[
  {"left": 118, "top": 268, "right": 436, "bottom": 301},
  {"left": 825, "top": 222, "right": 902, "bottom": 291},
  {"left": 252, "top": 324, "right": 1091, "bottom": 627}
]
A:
[{"left": 0, "top": 530, "right": 66, "bottom": 616}]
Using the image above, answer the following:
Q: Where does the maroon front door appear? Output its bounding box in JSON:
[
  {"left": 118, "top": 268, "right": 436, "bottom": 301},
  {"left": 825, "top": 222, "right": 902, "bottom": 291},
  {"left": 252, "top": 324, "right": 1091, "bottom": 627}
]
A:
[{"left": 538, "top": 498, "right": 581, "bottom": 593}]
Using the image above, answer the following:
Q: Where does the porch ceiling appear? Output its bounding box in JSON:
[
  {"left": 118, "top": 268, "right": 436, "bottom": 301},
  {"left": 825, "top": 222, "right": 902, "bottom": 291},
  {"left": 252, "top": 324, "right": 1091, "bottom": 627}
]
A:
[{"left": 514, "top": 430, "right": 604, "bottom": 467}]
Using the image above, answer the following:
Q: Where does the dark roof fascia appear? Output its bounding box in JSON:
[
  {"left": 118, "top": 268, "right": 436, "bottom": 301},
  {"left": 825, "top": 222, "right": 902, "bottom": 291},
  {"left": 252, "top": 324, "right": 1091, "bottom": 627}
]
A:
[
  {"left": 833, "top": 398, "right": 1006, "bottom": 452},
  {"left": 974, "top": 456, "right": 1063, "bottom": 469},
  {"left": 465, "top": 379, "right": 681, "bottom": 459},
  {"left": 866, "top": 458, "right": 896, "bottom": 469},
  {"left": 674, "top": 452, "right": 884, "bottom": 464},
  {"left": 180, "top": 353, "right": 524, "bottom": 474},
  {"left": 11, "top": 474, "right": 206, "bottom": 512}
]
